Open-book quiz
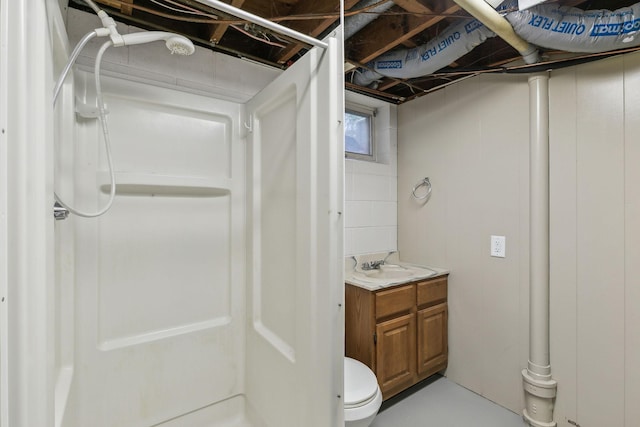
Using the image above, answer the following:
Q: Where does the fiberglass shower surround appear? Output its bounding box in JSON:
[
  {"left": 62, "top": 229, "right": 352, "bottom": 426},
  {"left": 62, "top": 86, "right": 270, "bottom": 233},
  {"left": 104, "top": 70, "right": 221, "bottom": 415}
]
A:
[
  {"left": 352, "top": 1, "right": 640, "bottom": 86},
  {"left": 53, "top": 0, "right": 195, "bottom": 218}
]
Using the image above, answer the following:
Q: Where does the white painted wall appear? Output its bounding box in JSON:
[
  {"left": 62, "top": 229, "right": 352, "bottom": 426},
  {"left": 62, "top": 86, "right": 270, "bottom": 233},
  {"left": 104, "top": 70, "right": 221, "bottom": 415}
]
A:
[
  {"left": 344, "top": 92, "right": 397, "bottom": 256},
  {"left": 397, "top": 53, "right": 640, "bottom": 427},
  {"left": 398, "top": 73, "right": 530, "bottom": 414},
  {"left": 548, "top": 53, "right": 640, "bottom": 427}
]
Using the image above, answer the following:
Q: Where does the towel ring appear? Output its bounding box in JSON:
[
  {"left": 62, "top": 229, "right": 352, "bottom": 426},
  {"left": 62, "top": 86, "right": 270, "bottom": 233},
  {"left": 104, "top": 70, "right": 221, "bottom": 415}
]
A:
[{"left": 412, "top": 177, "right": 432, "bottom": 200}]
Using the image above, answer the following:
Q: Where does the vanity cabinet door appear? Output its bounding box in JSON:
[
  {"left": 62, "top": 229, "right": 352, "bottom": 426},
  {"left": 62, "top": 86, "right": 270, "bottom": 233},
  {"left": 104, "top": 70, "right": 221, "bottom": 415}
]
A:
[
  {"left": 375, "top": 313, "right": 416, "bottom": 396},
  {"left": 417, "top": 302, "right": 448, "bottom": 377}
]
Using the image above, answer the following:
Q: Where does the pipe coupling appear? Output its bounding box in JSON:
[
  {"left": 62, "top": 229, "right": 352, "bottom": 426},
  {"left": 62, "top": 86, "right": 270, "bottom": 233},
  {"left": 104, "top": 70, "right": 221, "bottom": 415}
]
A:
[{"left": 522, "top": 368, "right": 557, "bottom": 427}]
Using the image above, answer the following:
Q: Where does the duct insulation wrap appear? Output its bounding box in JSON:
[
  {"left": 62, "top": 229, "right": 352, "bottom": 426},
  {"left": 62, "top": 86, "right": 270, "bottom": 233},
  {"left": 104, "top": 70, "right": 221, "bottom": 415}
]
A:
[
  {"left": 506, "top": 3, "right": 640, "bottom": 53},
  {"left": 352, "top": 19, "right": 495, "bottom": 86},
  {"left": 345, "top": 0, "right": 395, "bottom": 40}
]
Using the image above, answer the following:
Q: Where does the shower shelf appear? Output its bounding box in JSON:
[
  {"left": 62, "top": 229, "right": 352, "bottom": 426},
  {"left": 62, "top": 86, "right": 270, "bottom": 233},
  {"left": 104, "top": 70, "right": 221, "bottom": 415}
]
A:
[{"left": 98, "top": 172, "right": 231, "bottom": 197}]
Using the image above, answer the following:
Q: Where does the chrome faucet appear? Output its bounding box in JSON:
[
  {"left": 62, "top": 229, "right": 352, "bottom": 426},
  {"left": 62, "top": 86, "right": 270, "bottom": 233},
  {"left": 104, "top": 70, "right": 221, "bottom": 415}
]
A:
[{"left": 361, "top": 260, "right": 384, "bottom": 270}]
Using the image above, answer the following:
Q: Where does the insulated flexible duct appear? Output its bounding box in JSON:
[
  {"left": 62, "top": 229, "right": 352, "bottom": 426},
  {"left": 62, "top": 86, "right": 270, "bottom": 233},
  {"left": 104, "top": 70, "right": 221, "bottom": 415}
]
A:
[
  {"left": 353, "top": 18, "right": 495, "bottom": 86},
  {"left": 353, "top": 1, "right": 640, "bottom": 87},
  {"left": 345, "top": 0, "right": 395, "bottom": 40},
  {"left": 506, "top": 2, "right": 640, "bottom": 53}
]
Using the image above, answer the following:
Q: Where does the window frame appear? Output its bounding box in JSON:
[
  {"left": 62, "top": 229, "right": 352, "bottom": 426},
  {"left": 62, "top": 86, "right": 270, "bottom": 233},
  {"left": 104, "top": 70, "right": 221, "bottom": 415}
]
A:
[{"left": 344, "top": 102, "right": 376, "bottom": 162}]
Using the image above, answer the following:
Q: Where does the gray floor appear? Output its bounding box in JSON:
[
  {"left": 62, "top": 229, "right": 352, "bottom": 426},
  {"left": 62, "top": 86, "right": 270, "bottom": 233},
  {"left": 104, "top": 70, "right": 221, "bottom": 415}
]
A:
[{"left": 371, "top": 376, "right": 527, "bottom": 427}]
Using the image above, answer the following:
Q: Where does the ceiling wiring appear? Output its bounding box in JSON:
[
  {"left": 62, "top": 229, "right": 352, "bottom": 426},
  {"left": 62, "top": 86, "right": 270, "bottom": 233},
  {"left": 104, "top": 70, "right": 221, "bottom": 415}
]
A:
[
  {"left": 148, "top": 0, "right": 215, "bottom": 17},
  {"left": 230, "top": 24, "right": 287, "bottom": 48},
  {"left": 87, "top": 0, "right": 467, "bottom": 26}
]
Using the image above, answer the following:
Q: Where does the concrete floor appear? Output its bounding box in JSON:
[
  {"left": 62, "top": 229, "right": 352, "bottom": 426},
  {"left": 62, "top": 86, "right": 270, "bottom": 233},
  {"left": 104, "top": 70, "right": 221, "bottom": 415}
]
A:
[{"left": 371, "top": 375, "right": 528, "bottom": 427}]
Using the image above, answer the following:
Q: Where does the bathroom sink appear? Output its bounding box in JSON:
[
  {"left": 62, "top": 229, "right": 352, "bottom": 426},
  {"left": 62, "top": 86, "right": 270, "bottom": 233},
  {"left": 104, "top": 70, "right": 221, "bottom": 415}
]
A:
[
  {"left": 351, "top": 264, "right": 437, "bottom": 283},
  {"left": 358, "top": 264, "right": 414, "bottom": 279}
]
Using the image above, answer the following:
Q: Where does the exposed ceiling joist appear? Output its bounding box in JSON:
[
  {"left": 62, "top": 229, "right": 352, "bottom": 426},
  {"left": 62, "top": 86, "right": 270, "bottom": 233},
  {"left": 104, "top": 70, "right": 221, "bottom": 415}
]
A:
[
  {"left": 347, "top": 3, "right": 461, "bottom": 63},
  {"left": 120, "top": 0, "right": 133, "bottom": 15},
  {"left": 209, "top": 0, "right": 246, "bottom": 44},
  {"left": 70, "top": 0, "right": 640, "bottom": 104},
  {"left": 275, "top": 0, "right": 356, "bottom": 64}
]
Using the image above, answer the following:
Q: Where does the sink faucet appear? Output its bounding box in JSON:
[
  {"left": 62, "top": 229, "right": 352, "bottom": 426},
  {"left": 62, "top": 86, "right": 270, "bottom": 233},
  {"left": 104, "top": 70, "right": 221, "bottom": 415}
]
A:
[{"left": 361, "top": 260, "right": 384, "bottom": 270}]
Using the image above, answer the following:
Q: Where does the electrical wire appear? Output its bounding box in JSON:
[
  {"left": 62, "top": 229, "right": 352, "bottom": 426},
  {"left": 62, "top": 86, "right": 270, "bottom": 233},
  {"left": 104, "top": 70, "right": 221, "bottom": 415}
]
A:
[
  {"left": 230, "top": 25, "right": 287, "bottom": 48},
  {"left": 82, "top": 0, "right": 461, "bottom": 25},
  {"left": 150, "top": 0, "right": 288, "bottom": 49},
  {"left": 148, "top": 0, "right": 217, "bottom": 18}
]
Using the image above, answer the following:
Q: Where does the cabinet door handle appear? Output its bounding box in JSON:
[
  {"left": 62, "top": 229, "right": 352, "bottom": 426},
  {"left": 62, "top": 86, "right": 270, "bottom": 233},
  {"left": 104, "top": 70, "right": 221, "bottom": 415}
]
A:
[{"left": 373, "top": 333, "right": 377, "bottom": 345}]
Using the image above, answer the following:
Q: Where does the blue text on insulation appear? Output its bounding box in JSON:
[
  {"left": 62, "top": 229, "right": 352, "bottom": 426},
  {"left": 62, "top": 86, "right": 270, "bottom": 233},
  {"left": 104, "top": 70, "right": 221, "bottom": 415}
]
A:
[
  {"left": 591, "top": 19, "right": 640, "bottom": 36},
  {"left": 376, "top": 60, "right": 403, "bottom": 70},
  {"left": 527, "top": 14, "right": 585, "bottom": 35},
  {"left": 421, "top": 31, "right": 461, "bottom": 61},
  {"left": 465, "top": 20, "right": 483, "bottom": 34}
]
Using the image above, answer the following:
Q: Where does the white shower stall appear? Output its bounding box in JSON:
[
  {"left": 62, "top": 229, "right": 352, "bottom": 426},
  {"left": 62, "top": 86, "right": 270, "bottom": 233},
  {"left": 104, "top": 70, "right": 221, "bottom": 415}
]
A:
[{"left": 0, "top": 1, "right": 345, "bottom": 426}]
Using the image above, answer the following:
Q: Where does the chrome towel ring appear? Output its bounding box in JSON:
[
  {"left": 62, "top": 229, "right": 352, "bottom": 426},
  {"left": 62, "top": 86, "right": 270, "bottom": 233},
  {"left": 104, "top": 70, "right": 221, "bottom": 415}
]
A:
[{"left": 412, "top": 177, "right": 432, "bottom": 200}]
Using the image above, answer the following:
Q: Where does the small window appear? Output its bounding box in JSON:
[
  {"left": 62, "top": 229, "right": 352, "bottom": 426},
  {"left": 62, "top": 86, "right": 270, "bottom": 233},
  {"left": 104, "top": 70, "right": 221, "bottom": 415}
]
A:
[{"left": 345, "top": 105, "right": 375, "bottom": 161}]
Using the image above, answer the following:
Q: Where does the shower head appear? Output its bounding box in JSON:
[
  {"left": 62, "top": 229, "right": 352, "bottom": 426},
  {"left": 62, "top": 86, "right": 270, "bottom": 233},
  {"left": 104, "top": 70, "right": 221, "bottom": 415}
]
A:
[
  {"left": 120, "top": 31, "right": 195, "bottom": 55},
  {"left": 165, "top": 36, "right": 195, "bottom": 56}
]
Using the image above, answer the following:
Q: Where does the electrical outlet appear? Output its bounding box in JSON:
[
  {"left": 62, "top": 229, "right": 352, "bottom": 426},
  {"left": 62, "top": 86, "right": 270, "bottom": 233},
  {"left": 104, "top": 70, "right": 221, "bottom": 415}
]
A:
[{"left": 490, "top": 235, "right": 506, "bottom": 258}]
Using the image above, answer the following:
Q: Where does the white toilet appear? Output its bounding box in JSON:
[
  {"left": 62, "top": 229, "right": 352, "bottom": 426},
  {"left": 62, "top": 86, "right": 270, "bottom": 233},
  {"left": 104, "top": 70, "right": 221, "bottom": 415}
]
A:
[{"left": 344, "top": 357, "right": 382, "bottom": 427}]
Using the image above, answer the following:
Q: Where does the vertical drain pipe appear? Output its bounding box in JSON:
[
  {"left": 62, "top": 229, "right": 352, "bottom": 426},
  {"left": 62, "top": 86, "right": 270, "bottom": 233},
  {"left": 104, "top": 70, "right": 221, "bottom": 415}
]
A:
[{"left": 523, "top": 73, "right": 557, "bottom": 427}]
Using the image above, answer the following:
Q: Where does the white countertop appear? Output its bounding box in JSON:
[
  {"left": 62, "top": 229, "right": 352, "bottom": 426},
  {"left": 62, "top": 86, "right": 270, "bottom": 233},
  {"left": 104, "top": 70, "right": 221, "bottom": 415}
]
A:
[{"left": 345, "top": 263, "right": 449, "bottom": 291}]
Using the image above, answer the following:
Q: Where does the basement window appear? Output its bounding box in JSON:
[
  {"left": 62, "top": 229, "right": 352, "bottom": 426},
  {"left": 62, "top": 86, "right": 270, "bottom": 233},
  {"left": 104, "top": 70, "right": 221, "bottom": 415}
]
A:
[{"left": 345, "top": 104, "right": 376, "bottom": 161}]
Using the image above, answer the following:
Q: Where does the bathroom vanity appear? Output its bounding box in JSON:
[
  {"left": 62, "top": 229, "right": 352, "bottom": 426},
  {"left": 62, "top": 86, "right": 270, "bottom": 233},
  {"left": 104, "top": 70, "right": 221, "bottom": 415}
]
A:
[{"left": 345, "top": 274, "right": 448, "bottom": 400}]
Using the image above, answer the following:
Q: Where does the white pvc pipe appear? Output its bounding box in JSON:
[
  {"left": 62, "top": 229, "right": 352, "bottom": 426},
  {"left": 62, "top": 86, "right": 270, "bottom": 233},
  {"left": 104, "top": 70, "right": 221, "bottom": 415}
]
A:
[
  {"left": 193, "top": 0, "right": 328, "bottom": 49},
  {"left": 528, "top": 73, "right": 550, "bottom": 375},
  {"left": 523, "top": 73, "right": 557, "bottom": 427},
  {"left": 452, "top": 0, "right": 539, "bottom": 63}
]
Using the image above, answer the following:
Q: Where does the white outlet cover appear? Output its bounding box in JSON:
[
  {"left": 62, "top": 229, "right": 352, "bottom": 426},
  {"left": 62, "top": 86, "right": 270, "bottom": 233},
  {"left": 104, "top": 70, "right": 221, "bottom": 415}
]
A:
[{"left": 490, "top": 235, "right": 506, "bottom": 258}]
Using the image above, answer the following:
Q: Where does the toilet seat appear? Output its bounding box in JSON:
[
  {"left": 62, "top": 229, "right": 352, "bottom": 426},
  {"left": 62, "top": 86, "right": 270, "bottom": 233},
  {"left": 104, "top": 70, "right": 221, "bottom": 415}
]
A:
[{"left": 344, "top": 357, "right": 379, "bottom": 409}]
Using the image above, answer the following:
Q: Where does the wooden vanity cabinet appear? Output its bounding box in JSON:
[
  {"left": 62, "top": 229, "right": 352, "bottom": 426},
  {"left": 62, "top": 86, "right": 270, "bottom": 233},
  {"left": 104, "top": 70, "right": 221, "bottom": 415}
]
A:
[{"left": 345, "top": 275, "right": 448, "bottom": 400}]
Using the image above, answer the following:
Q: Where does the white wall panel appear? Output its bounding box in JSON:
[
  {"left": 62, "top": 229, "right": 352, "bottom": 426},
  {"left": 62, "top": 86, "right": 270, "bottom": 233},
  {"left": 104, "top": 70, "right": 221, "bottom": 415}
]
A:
[
  {"left": 97, "top": 195, "right": 231, "bottom": 348},
  {"left": 103, "top": 94, "right": 232, "bottom": 178},
  {"left": 574, "top": 58, "right": 626, "bottom": 427},
  {"left": 255, "top": 91, "right": 297, "bottom": 358},
  {"left": 68, "top": 74, "right": 245, "bottom": 427},
  {"left": 476, "top": 77, "right": 527, "bottom": 412},
  {"left": 1, "top": 0, "right": 56, "bottom": 425},
  {"left": 245, "top": 33, "right": 344, "bottom": 427},
  {"left": 399, "top": 51, "right": 640, "bottom": 426},
  {"left": 549, "top": 68, "right": 578, "bottom": 426},
  {"left": 398, "top": 74, "right": 530, "bottom": 413},
  {"left": 623, "top": 52, "right": 640, "bottom": 427}
]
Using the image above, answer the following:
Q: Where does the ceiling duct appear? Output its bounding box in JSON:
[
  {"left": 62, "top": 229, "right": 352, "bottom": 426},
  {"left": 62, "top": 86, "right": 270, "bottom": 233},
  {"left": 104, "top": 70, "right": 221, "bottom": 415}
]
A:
[
  {"left": 345, "top": 0, "right": 395, "bottom": 40},
  {"left": 352, "top": 17, "right": 495, "bottom": 86},
  {"left": 353, "top": 1, "right": 640, "bottom": 88},
  {"left": 506, "top": 2, "right": 640, "bottom": 53}
]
